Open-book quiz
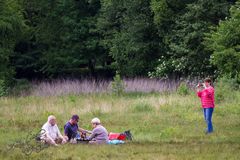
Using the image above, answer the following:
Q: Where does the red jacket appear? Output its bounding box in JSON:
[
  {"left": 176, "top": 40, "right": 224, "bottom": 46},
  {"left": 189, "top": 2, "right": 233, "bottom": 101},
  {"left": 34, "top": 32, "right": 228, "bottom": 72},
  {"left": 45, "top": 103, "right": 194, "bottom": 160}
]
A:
[{"left": 197, "top": 86, "right": 215, "bottom": 108}]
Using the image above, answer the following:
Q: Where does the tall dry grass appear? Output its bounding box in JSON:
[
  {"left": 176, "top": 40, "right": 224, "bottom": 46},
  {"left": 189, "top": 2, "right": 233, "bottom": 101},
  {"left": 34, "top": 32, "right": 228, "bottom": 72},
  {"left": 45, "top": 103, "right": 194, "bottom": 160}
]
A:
[{"left": 25, "top": 78, "right": 189, "bottom": 96}]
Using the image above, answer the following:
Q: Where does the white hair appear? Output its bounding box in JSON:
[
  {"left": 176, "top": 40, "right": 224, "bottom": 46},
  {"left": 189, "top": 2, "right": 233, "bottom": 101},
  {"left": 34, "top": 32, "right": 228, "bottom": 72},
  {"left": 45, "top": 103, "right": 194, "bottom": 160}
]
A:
[
  {"left": 91, "top": 117, "right": 100, "bottom": 124},
  {"left": 48, "top": 115, "right": 56, "bottom": 122}
]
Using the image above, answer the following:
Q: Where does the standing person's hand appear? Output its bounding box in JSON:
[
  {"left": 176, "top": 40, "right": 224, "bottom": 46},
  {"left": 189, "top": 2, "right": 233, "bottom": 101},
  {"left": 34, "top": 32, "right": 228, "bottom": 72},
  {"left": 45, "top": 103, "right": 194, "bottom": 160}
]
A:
[
  {"left": 196, "top": 83, "right": 202, "bottom": 92},
  {"left": 202, "top": 83, "right": 206, "bottom": 89}
]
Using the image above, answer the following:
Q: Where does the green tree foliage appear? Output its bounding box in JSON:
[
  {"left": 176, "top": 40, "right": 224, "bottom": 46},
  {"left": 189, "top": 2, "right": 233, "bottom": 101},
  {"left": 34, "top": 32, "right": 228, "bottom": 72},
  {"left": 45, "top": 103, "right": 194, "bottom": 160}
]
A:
[
  {"left": 149, "top": 0, "right": 195, "bottom": 78},
  {"left": 205, "top": 1, "right": 240, "bottom": 79},
  {"left": 0, "top": 0, "right": 239, "bottom": 86},
  {"left": 150, "top": 0, "right": 233, "bottom": 78},
  {"left": 98, "top": 0, "right": 159, "bottom": 76},
  {"left": 38, "top": 0, "right": 104, "bottom": 77},
  {"left": 168, "top": 0, "right": 231, "bottom": 77},
  {"left": 10, "top": 0, "right": 41, "bottom": 79},
  {"left": 13, "top": 0, "right": 106, "bottom": 78},
  {"left": 151, "top": 0, "right": 194, "bottom": 40},
  {"left": 0, "top": 0, "right": 24, "bottom": 94},
  {"left": 0, "top": 79, "right": 7, "bottom": 96}
]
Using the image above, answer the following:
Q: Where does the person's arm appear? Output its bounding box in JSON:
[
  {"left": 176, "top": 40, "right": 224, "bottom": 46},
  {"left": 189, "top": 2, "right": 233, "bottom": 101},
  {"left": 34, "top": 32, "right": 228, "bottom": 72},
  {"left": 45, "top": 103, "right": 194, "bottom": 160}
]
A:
[
  {"left": 79, "top": 128, "right": 92, "bottom": 134},
  {"left": 196, "top": 84, "right": 203, "bottom": 97},
  {"left": 64, "top": 125, "right": 69, "bottom": 137},
  {"left": 56, "top": 125, "right": 66, "bottom": 142},
  {"left": 87, "top": 129, "right": 97, "bottom": 141},
  {"left": 56, "top": 125, "right": 62, "bottom": 137},
  {"left": 42, "top": 124, "right": 49, "bottom": 137},
  {"left": 197, "top": 89, "right": 202, "bottom": 97}
]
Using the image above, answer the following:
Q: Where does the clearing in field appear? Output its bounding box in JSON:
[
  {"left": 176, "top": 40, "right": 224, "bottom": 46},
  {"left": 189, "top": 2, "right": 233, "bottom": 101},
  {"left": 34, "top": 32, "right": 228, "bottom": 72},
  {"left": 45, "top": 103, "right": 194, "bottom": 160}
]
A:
[{"left": 0, "top": 92, "right": 240, "bottom": 160}]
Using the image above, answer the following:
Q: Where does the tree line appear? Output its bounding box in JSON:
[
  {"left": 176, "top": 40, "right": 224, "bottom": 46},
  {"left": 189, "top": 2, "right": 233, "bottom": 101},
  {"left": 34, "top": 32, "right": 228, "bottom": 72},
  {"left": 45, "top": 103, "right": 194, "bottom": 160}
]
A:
[{"left": 0, "top": 0, "right": 240, "bottom": 85}]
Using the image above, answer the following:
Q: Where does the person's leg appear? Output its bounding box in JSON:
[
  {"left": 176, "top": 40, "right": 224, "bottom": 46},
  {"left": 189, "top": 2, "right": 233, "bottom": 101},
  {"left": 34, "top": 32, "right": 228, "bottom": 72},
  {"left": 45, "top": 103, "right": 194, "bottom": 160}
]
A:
[
  {"left": 43, "top": 137, "right": 58, "bottom": 146},
  {"left": 203, "top": 108, "right": 206, "bottom": 121},
  {"left": 203, "top": 108, "right": 207, "bottom": 132},
  {"left": 205, "top": 108, "right": 214, "bottom": 133},
  {"left": 89, "top": 140, "right": 97, "bottom": 144}
]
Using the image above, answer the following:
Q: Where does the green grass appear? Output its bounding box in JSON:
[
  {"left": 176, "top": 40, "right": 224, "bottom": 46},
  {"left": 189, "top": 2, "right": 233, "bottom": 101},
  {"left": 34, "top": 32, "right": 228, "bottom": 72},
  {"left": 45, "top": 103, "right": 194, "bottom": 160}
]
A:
[{"left": 0, "top": 92, "right": 240, "bottom": 160}]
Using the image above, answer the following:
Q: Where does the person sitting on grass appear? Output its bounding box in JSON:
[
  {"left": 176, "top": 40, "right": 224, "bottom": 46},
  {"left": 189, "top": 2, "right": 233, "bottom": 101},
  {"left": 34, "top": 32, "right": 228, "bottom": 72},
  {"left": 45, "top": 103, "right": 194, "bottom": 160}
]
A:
[
  {"left": 64, "top": 114, "right": 91, "bottom": 143},
  {"left": 87, "top": 117, "right": 109, "bottom": 144},
  {"left": 41, "top": 115, "right": 67, "bottom": 146}
]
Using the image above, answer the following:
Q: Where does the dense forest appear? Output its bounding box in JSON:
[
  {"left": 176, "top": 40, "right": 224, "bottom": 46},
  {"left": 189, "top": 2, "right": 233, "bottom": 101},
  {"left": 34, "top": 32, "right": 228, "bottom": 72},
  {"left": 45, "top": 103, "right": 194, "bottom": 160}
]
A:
[{"left": 0, "top": 0, "right": 240, "bottom": 84}]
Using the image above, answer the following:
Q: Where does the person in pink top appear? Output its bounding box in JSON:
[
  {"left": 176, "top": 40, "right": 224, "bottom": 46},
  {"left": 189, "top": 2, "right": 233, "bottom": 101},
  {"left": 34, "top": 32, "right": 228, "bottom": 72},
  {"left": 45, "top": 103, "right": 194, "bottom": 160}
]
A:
[{"left": 197, "top": 78, "right": 215, "bottom": 134}]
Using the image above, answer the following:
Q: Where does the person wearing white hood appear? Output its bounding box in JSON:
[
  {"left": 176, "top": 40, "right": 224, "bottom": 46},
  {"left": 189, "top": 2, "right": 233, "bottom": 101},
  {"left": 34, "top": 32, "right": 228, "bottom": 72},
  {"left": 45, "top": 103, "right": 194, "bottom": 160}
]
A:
[
  {"left": 87, "top": 117, "right": 109, "bottom": 144},
  {"left": 41, "top": 115, "right": 67, "bottom": 146}
]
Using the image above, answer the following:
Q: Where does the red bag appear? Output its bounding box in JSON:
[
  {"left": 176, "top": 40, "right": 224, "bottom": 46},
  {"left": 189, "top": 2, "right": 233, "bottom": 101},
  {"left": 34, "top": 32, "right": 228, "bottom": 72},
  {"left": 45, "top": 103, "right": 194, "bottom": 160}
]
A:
[
  {"left": 108, "top": 132, "right": 126, "bottom": 140},
  {"left": 117, "top": 134, "right": 126, "bottom": 140}
]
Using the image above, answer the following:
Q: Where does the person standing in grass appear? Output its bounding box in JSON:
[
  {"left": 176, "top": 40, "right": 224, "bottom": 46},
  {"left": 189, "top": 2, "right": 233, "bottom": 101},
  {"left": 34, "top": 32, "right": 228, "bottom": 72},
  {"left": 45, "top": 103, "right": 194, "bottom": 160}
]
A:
[
  {"left": 87, "top": 117, "right": 109, "bottom": 144},
  {"left": 196, "top": 78, "right": 215, "bottom": 134},
  {"left": 41, "top": 115, "right": 67, "bottom": 146},
  {"left": 64, "top": 114, "right": 91, "bottom": 142}
]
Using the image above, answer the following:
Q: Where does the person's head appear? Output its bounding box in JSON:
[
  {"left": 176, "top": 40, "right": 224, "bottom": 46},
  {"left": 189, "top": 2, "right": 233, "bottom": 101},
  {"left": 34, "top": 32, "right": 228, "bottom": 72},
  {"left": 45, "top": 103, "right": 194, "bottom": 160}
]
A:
[
  {"left": 204, "top": 78, "right": 212, "bottom": 87},
  {"left": 91, "top": 117, "right": 101, "bottom": 128},
  {"left": 48, "top": 115, "right": 56, "bottom": 126},
  {"left": 70, "top": 114, "right": 79, "bottom": 125}
]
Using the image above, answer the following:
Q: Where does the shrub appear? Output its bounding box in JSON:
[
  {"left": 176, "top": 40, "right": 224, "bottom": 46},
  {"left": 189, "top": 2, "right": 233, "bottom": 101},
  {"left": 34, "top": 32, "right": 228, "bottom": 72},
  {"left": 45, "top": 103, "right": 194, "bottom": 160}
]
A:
[
  {"left": 177, "top": 82, "right": 189, "bottom": 96},
  {"left": 215, "top": 76, "right": 239, "bottom": 103},
  {"left": 111, "top": 72, "right": 125, "bottom": 95},
  {"left": 0, "top": 79, "right": 7, "bottom": 97},
  {"left": 10, "top": 79, "right": 32, "bottom": 96}
]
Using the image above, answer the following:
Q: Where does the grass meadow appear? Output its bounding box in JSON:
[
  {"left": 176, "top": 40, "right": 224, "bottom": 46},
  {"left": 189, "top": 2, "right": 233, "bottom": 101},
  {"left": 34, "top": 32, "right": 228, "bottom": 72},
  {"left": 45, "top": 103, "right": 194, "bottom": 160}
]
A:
[{"left": 0, "top": 79, "right": 240, "bottom": 160}]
